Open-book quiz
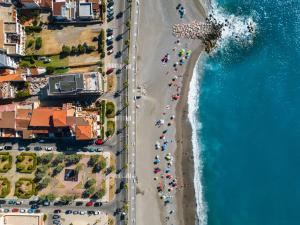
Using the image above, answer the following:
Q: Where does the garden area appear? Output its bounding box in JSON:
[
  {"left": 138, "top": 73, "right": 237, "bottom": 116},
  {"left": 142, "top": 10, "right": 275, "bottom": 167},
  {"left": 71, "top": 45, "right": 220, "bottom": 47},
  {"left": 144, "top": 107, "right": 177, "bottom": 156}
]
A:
[
  {"left": 14, "top": 178, "right": 36, "bottom": 199},
  {"left": 96, "top": 100, "right": 116, "bottom": 139},
  {"left": 0, "top": 152, "right": 12, "bottom": 173},
  {"left": 0, "top": 177, "right": 11, "bottom": 198},
  {"left": 16, "top": 153, "right": 37, "bottom": 173}
]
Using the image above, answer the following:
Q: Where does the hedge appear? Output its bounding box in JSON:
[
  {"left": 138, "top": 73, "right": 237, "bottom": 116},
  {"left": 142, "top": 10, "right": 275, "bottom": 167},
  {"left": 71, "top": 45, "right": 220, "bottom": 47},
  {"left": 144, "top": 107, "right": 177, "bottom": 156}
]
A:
[
  {"left": 15, "top": 178, "right": 36, "bottom": 199},
  {"left": 106, "top": 102, "right": 115, "bottom": 118},
  {"left": 0, "top": 152, "right": 12, "bottom": 173},
  {"left": 0, "top": 177, "right": 11, "bottom": 198}
]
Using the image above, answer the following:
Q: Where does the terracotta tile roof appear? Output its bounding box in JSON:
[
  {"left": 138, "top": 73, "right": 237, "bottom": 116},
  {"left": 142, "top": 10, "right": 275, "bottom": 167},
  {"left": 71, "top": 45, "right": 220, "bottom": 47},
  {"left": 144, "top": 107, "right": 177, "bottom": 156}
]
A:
[
  {"left": 32, "top": 129, "right": 49, "bottom": 134},
  {"left": 0, "top": 111, "right": 15, "bottom": 129},
  {"left": 53, "top": 2, "right": 65, "bottom": 16},
  {"left": 88, "top": 0, "right": 99, "bottom": 11},
  {"left": 16, "top": 109, "right": 32, "bottom": 130},
  {"left": 22, "top": 129, "right": 33, "bottom": 139},
  {"left": 0, "top": 74, "right": 24, "bottom": 83},
  {"left": 53, "top": 109, "right": 67, "bottom": 127},
  {"left": 76, "top": 125, "right": 92, "bottom": 140},
  {"left": 40, "top": 0, "right": 52, "bottom": 7},
  {"left": 29, "top": 107, "right": 57, "bottom": 127},
  {"left": 0, "top": 103, "right": 16, "bottom": 112}
]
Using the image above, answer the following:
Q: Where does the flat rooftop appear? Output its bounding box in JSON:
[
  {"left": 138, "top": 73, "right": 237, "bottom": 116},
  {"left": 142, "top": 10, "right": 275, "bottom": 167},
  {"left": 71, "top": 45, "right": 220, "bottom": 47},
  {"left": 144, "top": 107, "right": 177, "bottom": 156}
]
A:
[
  {"left": 79, "top": 2, "right": 92, "bottom": 17},
  {"left": 48, "top": 73, "right": 84, "bottom": 95}
]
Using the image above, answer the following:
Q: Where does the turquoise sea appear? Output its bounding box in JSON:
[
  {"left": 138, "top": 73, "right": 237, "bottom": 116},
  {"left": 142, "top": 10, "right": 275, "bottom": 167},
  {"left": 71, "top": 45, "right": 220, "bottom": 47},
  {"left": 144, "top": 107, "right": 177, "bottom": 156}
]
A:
[{"left": 193, "top": 0, "right": 300, "bottom": 224}]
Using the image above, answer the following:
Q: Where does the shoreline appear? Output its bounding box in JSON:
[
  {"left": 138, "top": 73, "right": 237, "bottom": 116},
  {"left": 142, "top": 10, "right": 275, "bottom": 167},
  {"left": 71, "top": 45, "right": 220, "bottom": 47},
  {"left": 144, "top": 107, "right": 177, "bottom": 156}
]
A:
[{"left": 175, "top": 44, "right": 205, "bottom": 225}]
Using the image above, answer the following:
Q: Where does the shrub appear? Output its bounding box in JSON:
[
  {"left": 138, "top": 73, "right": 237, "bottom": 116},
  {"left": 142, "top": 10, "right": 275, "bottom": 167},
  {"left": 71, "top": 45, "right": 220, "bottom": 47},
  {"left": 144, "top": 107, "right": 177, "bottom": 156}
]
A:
[
  {"left": 61, "top": 45, "right": 71, "bottom": 56},
  {"left": 46, "top": 66, "right": 55, "bottom": 74},
  {"left": 0, "top": 177, "right": 11, "bottom": 198},
  {"left": 92, "top": 189, "right": 105, "bottom": 200},
  {"left": 15, "top": 90, "right": 30, "bottom": 99},
  {"left": 85, "top": 178, "right": 96, "bottom": 188},
  {"left": 35, "top": 37, "right": 42, "bottom": 50},
  {"left": 106, "top": 102, "right": 115, "bottom": 118},
  {"left": 27, "top": 40, "right": 34, "bottom": 48}
]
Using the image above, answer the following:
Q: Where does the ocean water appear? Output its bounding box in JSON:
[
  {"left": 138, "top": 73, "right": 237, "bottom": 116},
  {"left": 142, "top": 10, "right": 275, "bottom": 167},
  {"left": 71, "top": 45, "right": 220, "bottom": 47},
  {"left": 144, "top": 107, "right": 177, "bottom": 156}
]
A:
[{"left": 192, "top": 0, "right": 300, "bottom": 225}]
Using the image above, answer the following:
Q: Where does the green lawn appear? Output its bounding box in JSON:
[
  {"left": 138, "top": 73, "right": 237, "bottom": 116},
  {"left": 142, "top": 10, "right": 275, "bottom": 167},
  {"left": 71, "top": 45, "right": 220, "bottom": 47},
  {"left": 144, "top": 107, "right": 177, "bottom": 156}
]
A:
[{"left": 19, "top": 55, "right": 69, "bottom": 68}]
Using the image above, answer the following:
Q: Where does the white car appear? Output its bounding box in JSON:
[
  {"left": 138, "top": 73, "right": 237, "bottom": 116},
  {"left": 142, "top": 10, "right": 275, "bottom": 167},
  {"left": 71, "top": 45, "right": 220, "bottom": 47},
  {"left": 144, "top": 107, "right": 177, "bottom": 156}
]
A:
[
  {"left": 0, "top": 146, "right": 3, "bottom": 150},
  {"left": 80, "top": 211, "right": 86, "bottom": 215},
  {"left": 94, "top": 211, "right": 100, "bottom": 215},
  {"left": 106, "top": 35, "right": 114, "bottom": 41},
  {"left": 16, "top": 201, "right": 23, "bottom": 205},
  {"left": 45, "top": 147, "right": 53, "bottom": 151},
  {"left": 20, "top": 209, "right": 26, "bottom": 213}
]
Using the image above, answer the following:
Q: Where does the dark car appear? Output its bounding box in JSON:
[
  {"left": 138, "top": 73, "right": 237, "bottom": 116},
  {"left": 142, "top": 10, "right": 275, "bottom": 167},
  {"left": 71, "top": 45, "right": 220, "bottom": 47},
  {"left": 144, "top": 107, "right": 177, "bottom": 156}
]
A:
[
  {"left": 53, "top": 215, "right": 60, "bottom": 219},
  {"left": 34, "top": 146, "right": 42, "bottom": 151},
  {"left": 107, "top": 45, "right": 113, "bottom": 51},
  {"left": 4, "top": 146, "right": 12, "bottom": 150},
  {"left": 106, "top": 30, "right": 113, "bottom": 36},
  {"left": 87, "top": 211, "right": 95, "bottom": 215},
  {"left": 31, "top": 204, "right": 39, "bottom": 209},
  {"left": 115, "top": 51, "right": 122, "bottom": 58},
  {"left": 34, "top": 209, "right": 41, "bottom": 213},
  {"left": 106, "top": 28, "right": 113, "bottom": 33},
  {"left": 107, "top": 1, "right": 114, "bottom": 7},
  {"left": 106, "top": 40, "right": 113, "bottom": 46},
  {"left": 107, "top": 15, "right": 114, "bottom": 22},
  {"left": 54, "top": 209, "right": 61, "bottom": 214},
  {"left": 106, "top": 68, "right": 114, "bottom": 75},
  {"left": 94, "top": 202, "right": 102, "bottom": 207},
  {"left": 116, "top": 11, "right": 123, "bottom": 19},
  {"left": 29, "top": 201, "right": 37, "bottom": 205},
  {"left": 115, "top": 34, "right": 123, "bottom": 41},
  {"left": 75, "top": 201, "right": 83, "bottom": 206},
  {"left": 0, "top": 200, "right": 6, "bottom": 204},
  {"left": 65, "top": 210, "right": 72, "bottom": 214},
  {"left": 86, "top": 201, "right": 93, "bottom": 207}
]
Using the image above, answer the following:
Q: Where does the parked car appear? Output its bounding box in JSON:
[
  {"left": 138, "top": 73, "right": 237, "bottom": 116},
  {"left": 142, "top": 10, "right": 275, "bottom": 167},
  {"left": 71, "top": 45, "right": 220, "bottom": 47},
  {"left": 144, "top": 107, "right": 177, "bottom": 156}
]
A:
[
  {"left": 0, "top": 146, "right": 4, "bottom": 150},
  {"left": 45, "top": 147, "right": 53, "bottom": 151},
  {"left": 4, "top": 209, "right": 10, "bottom": 213},
  {"left": 108, "top": 49, "right": 114, "bottom": 55},
  {"left": 65, "top": 210, "right": 72, "bottom": 214},
  {"left": 34, "top": 209, "right": 41, "bottom": 213},
  {"left": 80, "top": 211, "right": 86, "bottom": 215},
  {"left": 116, "top": 11, "right": 123, "bottom": 19},
  {"left": 16, "top": 201, "right": 23, "bottom": 205},
  {"left": 12, "top": 208, "right": 19, "bottom": 213},
  {"left": 43, "top": 201, "right": 50, "bottom": 206},
  {"left": 18, "top": 147, "right": 26, "bottom": 151},
  {"left": 95, "top": 148, "right": 103, "bottom": 152},
  {"left": 106, "top": 68, "right": 114, "bottom": 75},
  {"left": 28, "top": 209, "right": 34, "bottom": 214},
  {"left": 0, "top": 200, "right": 6, "bottom": 204},
  {"left": 31, "top": 204, "right": 39, "bottom": 209},
  {"left": 86, "top": 201, "right": 93, "bottom": 207},
  {"left": 20, "top": 209, "right": 26, "bottom": 213},
  {"left": 95, "top": 139, "right": 104, "bottom": 145},
  {"left": 4, "top": 146, "right": 12, "bottom": 150},
  {"left": 54, "top": 209, "right": 61, "bottom": 214},
  {"left": 52, "top": 215, "right": 60, "bottom": 219},
  {"left": 53, "top": 219, "right": 61, "bottom": 225},
  {"left": 34, "top": 146, "right": 42, "bottom": 151},
  {"left": 106, "top": 40, "right": 113, "bottom": 46},
  {"left": 8, "top": 200, "right": 16, "bottom": 205},
  {"left": 94, "top": 202, "right": 102, "bottom": 207},
  {"left": 107, "top": 35, "right": 114, "bottom": 41},
  {"left": 73, "top": 211, "right": 79, "bottom": 215},
  {"left": 75, "top": 201, "right": 83, "bottom": 206}
]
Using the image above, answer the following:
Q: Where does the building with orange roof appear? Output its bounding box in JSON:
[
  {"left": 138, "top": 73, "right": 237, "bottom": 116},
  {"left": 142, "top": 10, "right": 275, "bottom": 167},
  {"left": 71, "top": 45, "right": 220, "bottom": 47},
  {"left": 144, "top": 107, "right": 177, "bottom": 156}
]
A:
[{"left": 0, "top": 102, "right": 98, "bottom": 140}]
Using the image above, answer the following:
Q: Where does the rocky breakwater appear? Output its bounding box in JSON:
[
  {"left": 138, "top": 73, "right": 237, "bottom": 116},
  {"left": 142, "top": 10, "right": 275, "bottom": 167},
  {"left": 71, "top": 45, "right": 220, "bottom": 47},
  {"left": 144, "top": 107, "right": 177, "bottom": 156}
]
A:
[{"left": 172, "top": 20, "right": 223, "bottom": 53}]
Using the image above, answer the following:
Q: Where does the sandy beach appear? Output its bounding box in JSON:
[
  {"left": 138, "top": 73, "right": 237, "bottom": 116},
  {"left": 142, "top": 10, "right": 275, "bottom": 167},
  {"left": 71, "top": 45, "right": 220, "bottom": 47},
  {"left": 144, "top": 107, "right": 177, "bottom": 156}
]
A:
[{"left": 135, "top": 0, "right": 207, "bottom": 225}]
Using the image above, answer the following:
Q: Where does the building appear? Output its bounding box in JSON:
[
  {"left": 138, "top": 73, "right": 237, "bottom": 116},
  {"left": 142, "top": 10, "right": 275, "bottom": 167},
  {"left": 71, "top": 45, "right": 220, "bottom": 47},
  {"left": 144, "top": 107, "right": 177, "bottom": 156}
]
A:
[
  {"left": 78, "top": 2, "right": 93, "bottom": 20},
  {"left": 19, "top": 0, "right": 52, "bottom": 9},
  {"left": 0, "top": 53, "right": 17, "bottom": 69},
  {"left": 0, "top": 5, "right": 25, "bottom": 57},
  {"left": 0, "top": 102, "right": 99, "bottom": 140},
  {"left": 52, "top": 0, "right": 76, "bottom": 21},
  {"left": 47, "top": 72, "right": 103, "bottom": 96}
]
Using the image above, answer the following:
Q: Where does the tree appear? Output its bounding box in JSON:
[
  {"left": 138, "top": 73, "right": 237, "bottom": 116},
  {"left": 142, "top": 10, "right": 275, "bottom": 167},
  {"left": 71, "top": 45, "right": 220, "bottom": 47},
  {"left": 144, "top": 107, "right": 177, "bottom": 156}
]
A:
[
  {"left": 93, "top": 160, "right": 106, "bottom": 173},
  {"left": 37, "top": 177, "right": 50, "bottom": 190},
  {"left": 52, "top": 163, "right": 64, "bottom": 176},
  {"left": 126, "top": 21, "right": 131, "bottom": 29},
  {"left": 35, "top": 37, "right": 42, "bottom": 50},
  {"left": 27, "top": 40, "right": 34, "bottom": 48},
  {"left": 71, "top": 46, "right": 77, "bottom": 55},
  {"left": 46, "top": 66, "right": 55, "bottom": 74},
  {"left": 64, "top": 154, "right": 82, "bottom": 166},
  {"left": 88, "top": 155, "right": 99, "bottom": 167},
  {"left": 60, "top": 195, "right": 74, "bottom": 204},
  {"left": 37, "top": 153, "right": 53, "bottom": 164},
  {"left": 34, "top": 166, "right": 47, "bottom": 182},
  {"left": 125, "top": 40, "right": 130, "bottom": 46},
  {"left": 85, "top": 178, "right": 96, "bottom": 188},
  {"left": 61, "top": 45, "right": 71, "bottom": 56},
  {"left": 52, "top": 153, "right": 64, "bottom": 165},
  {"left": 77, "top": 44, "right": 85, "bottom": 54},
  {"left": 92, "top": 189, "right": 105, "bottom": 200}
]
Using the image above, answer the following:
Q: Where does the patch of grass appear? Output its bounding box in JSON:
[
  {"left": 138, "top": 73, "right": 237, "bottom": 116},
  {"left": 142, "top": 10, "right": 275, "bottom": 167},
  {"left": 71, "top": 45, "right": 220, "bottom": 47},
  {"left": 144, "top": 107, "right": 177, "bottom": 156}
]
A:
[
  {"left": 0, "top": 152, "right": 12, "bottom": 173},
  {"left": 15, "top": 178, "right": 36, "bottom": 199},
  {"left": 16, "top": 153, "right": 37, "bottom": 173},
  {"left": 106, "top": 120, "right": 115, "bottom": 137},
  {"left": 0, "top": 177, "right": 11, "bottom": 198},
  {"left": 19, "top": 55, "right": 69, "bottom": 68},
  {"left": 106, "top": 102, "right": 115, "bottom": 118}
]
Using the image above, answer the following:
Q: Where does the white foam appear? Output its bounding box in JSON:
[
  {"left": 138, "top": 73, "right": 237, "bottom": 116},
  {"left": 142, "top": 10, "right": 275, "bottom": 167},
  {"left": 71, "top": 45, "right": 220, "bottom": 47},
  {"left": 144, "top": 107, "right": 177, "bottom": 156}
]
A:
[
  {"left": 209, "top": 1, "right": 257, "bottom": 50},
  {"left": 188, "top": 55, "right": 207, "bottom": 225}
]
